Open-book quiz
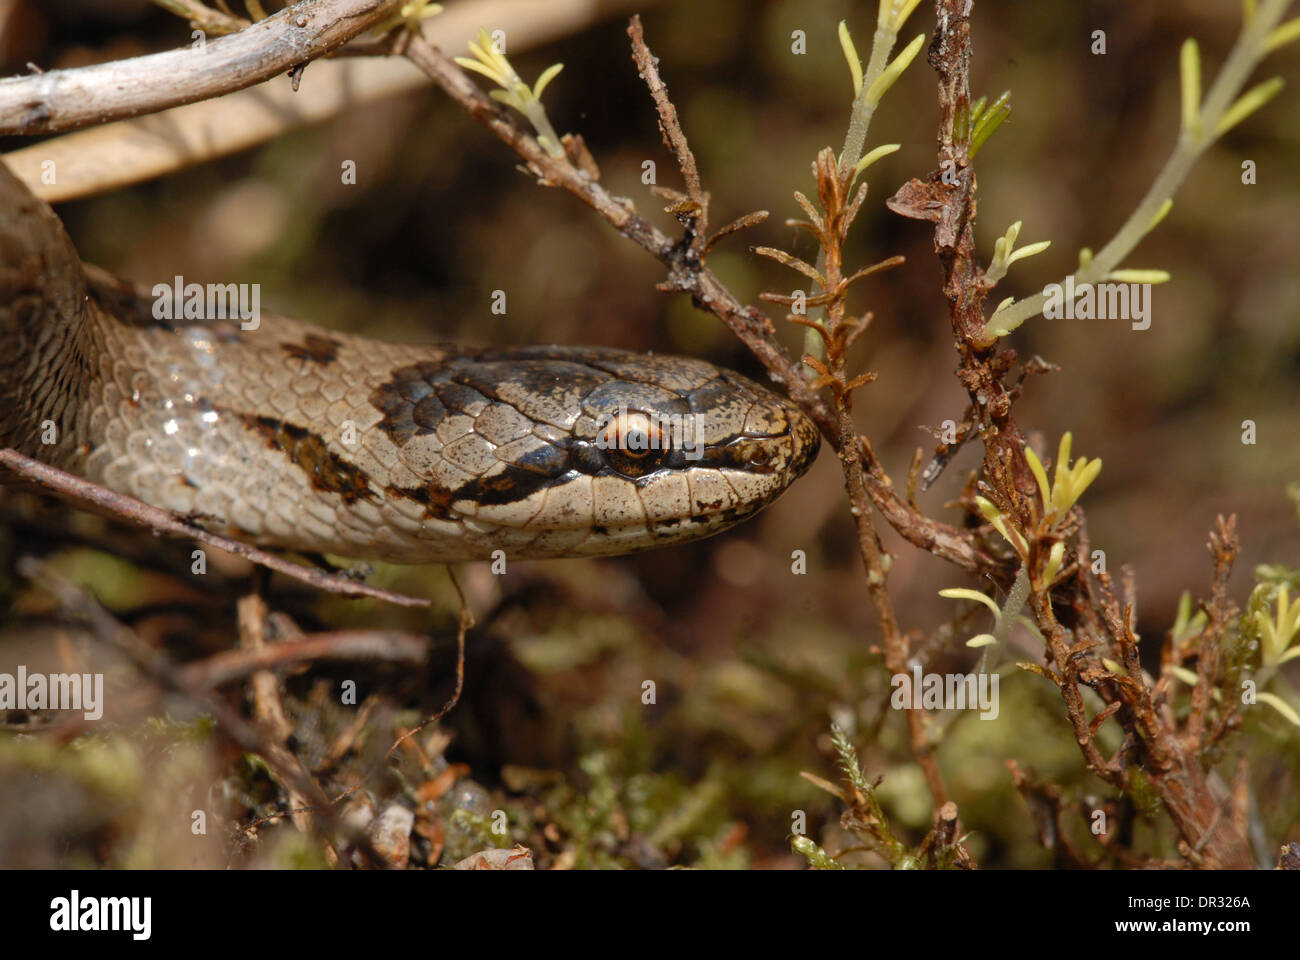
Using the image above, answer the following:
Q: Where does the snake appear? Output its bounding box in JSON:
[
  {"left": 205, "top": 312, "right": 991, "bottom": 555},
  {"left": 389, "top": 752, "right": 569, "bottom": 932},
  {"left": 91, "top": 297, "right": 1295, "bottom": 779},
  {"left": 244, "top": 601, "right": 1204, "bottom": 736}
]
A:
[{"left": 0, "top": 163, "right": 819, "bottom": 562}]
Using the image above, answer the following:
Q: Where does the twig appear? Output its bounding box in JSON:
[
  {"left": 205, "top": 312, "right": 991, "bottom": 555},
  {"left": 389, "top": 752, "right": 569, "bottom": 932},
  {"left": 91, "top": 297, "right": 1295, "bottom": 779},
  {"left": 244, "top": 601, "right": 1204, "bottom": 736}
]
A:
[
  {"left": 179, "top": 629, "right": 431, "bottom": 688},
  {"left": 237, "top": 584, "right": 322, "bottom": 846},
  {"left": 5, "top": 0, "right": 652, "bottom": 203},
  {"left": 858, "top": 437, "right": 997, "bottom": 573},
  {"left": 384, "top": 567, "right": 472, "bottom": 760},
  {"left": 238, "top": 585, "right": 293, "bottom": 741},
  {"left": 0, "top": 449, "right": 429, "bottom": 607},
  {"left": 150, "top": 0, "right": 248, "bottom": 35},
  {"left": 0, "top": 0, "right": 401, "bottom": 135},
  {"left": 631, "top": 20, "right": 708, "bottom": 237},
  {"left": 403, "top": 30, "right": 674, "bottom": 256},
  {"left": 1186, "top": 516, "right": 1239, "bottom": 745},
  {"left": 901, "top": 0, "right": 1258, "bottom": 869}
]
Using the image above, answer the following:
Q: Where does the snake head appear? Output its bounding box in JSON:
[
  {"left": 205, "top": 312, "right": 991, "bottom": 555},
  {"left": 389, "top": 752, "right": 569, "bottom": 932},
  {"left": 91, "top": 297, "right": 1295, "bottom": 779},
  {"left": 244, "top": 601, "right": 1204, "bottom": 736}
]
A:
[{"left": 372, "top": 346, "right": 821, "bottom": 559}]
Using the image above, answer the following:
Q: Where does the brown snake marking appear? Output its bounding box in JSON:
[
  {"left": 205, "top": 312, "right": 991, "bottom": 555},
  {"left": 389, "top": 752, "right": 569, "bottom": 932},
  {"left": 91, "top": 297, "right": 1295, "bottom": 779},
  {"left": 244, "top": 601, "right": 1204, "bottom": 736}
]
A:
[{"left": 0, "top": 162, "right": 819, "bottom": 562}]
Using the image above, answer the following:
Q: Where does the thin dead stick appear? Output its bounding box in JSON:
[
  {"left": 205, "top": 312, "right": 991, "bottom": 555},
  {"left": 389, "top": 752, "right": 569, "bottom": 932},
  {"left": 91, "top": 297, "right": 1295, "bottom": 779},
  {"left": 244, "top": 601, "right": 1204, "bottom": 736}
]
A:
[
  {"left": 237, "top": 584, "right": 322, "bottom": 846},
  {"left": 908, "top": 0, "right": 1255, "bottom": 869},
  {"left": 0, "top": 448, "right": 429, "bottom": 607},
  {"left": 180, "top": 629, "right": 430, "bottom": 687},
  {"left": 152, "top": 0, "right": 249, "bottom": 35},
  {"left": 5, "top": 0, "right": 653, "bottom": 203},
  {"left": 385, "top": 567, "right": 472, "bottom": 760},
  {"left": 0, "top": 0, "right": 401, "bottom": 135},
  {"left": 239, "top": 585, "right": 293, "bottom": 741}
]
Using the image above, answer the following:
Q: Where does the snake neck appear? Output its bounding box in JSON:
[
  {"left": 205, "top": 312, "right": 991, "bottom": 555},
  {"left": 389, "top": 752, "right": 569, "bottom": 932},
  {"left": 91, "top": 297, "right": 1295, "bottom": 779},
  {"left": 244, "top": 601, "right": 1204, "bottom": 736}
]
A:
[{"left": 0, "top": 162, "right": 94, "bottom": 456}]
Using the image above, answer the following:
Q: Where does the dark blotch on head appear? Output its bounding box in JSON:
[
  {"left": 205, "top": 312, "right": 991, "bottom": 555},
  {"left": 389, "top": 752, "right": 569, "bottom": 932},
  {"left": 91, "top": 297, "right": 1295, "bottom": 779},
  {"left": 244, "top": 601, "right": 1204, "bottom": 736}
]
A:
[
  {"left": 458, "top": 464, "right": 556, "bottom": 507},
  {"left": 390, "top": 464, "right": 567, "bottom": 518},
  {"left": 371, "top": 361, "right": 443, "bottom": 446},
  {"left": 569, "top": 441, "right": 605, "bottom": 476},
  {"left": 436, "top": 382, "right": 489, "bottom": 414},
  {"left": 697, "top": 437, "right": 781, "bottom": 474},
  {"left": 512, "top": 441, "right": 570, "bottom": 477}
]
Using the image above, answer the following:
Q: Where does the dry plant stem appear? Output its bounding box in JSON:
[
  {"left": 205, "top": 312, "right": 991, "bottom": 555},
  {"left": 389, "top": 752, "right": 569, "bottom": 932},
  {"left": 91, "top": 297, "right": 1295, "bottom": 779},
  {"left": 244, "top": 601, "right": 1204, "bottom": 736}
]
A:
[
  {"left": 857, "top": 437, "right": 997, "bottom": 574},
  {"left": 151, "top": 0, "right": 248, "bottom": 35},
  {"left": 840, "top": 404, "right": 948, "bottom": 808},
  {"left": 1029, "top": 592, "right": 1122, "bottom": 786},
  {"left": 404, "top": 33, "right": 672, "bottom": 267},
  {"left": 0, "top": 0, "right": 401, "bottom": 135},
  {"left": 239, "top": 587, "right": 293, "bottom": 743},
  {"left": 0, "top": 449, "right": 429, "bottom": 607},
  {"left": 385, "top": 568, "right": 471, "bottom": 761},
  {"left": 928, "top": 2, "right": 1030, "bottom": 503},
  {"left": 797, "top": 151, "right": 953, "bottom": 816},
  {"left": 7, "top": 0, "right": 653, "bottom": 203},
  {"left": 238, "top": 585, "right": 319, "bottom": 843},
  {"left": 179, "top": 629, "right": 429, "bottom": 687},
  {"left": 910, "top": 1, "right": 1254, "bottom": 869},
  {"left": 1187, "top": 520, "right": 1239, "bottom": 746},
  {"left": 1032, "top": 523, "right": 1254, "bottom": 868}
]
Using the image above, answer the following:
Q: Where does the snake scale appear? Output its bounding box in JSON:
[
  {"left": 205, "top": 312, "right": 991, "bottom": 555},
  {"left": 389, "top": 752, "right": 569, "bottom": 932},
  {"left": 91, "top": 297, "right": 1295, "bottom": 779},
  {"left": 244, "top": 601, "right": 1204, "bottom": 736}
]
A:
[{"left": 0, "top": 163, "right": 819, "bottom": 562}]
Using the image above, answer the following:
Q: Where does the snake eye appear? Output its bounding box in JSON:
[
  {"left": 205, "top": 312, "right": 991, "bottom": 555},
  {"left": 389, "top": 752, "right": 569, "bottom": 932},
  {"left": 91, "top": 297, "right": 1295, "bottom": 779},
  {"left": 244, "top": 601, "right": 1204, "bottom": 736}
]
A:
[{"left": 598, "top": 411, "right": 671, "bottom": 477}]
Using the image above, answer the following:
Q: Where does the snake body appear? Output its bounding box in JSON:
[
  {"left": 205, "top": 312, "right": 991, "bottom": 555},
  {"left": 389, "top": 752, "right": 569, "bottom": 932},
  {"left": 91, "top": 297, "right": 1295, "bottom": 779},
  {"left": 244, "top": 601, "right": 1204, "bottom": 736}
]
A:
[{"left": 0, "top": 164, "right": 818, "bottom": 562}]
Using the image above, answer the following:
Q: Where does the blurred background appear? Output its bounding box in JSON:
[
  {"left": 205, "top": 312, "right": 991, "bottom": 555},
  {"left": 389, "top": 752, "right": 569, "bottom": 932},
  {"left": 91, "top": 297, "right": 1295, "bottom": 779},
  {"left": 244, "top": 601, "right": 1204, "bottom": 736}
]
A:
[{"left": 0, "top": 0, "right": 1297, "bottom": 868}]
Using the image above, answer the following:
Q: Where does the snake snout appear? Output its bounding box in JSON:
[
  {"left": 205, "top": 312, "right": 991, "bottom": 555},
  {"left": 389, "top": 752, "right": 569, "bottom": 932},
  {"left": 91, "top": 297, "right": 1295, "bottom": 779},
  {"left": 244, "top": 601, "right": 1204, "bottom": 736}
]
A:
[
  {"left": 440, "top": 350, "right": 821, "bottom": 557},
  {"left": 529, "top": 359, "right": 821, "bottom": 554}
]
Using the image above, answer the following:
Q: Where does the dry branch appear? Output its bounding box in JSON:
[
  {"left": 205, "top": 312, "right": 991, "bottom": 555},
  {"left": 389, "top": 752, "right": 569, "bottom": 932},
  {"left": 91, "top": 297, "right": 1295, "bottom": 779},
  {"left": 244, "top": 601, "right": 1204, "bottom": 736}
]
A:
[
  {"left": 911, "top": 0, "right": 1255, "bottom": 869},
  {"left": 180, "top": 629, "right": 430, "bottom": 688},
  {"left": 4, "top": 0, "right": 653, "bottom": 203},
  {"left": 0, "top": 0, "right": 401, "bottom": 135},
  {"left": 0, "top": 449, "right": 429, "bottom": 607}
]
